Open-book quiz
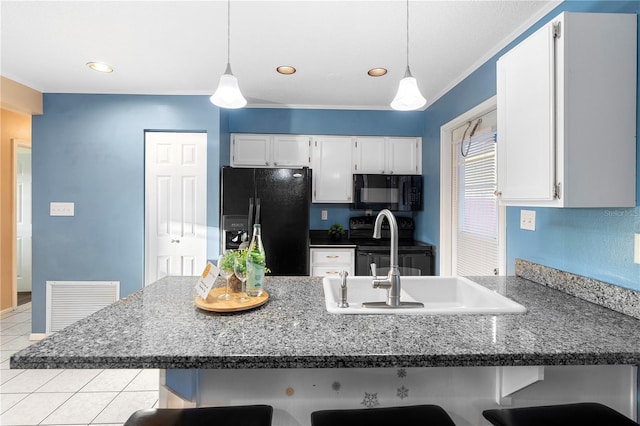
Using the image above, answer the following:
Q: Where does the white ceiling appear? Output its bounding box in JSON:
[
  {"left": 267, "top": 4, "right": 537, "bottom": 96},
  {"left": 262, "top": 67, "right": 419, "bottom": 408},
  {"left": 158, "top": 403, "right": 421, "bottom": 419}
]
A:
[{"left": 0, "top": 0, "right": 559, "bottom": 110}]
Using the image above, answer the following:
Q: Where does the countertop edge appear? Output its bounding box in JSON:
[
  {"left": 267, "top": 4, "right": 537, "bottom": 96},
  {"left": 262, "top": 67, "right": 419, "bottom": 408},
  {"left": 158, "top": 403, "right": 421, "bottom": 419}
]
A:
[{"left": 12, "top": 352, "right": 640, "bottom": 370}]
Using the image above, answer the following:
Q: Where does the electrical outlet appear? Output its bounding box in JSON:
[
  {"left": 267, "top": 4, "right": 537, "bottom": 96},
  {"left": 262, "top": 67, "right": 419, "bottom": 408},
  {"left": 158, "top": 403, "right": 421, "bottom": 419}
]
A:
[
  {"left": 520, "top": 210, "right": 536, "bottom": 231},
  {"left": 321, "top": 210, "right": 328, "bottom": 221},
  {"left": 634, "top": 234, "right": 640, "bottom": 264},
  {"left": 50, "top": 202, "right": 75, "bottom": 216}
]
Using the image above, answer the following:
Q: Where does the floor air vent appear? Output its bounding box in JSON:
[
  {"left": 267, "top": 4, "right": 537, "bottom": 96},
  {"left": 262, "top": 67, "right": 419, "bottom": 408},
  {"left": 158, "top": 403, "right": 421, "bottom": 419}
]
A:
[{"left": 46, "top": 281, "right": 120, "bottom": 334}]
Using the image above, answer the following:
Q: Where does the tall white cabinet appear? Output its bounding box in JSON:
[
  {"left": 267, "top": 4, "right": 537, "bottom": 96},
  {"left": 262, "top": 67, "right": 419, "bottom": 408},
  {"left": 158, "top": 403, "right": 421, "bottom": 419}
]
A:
[
  {"left": 311, "top": 136, "right": 353, "bottom": 203},
  {"left": 496, "top": 12, "right": 636, "bottom": 207}
]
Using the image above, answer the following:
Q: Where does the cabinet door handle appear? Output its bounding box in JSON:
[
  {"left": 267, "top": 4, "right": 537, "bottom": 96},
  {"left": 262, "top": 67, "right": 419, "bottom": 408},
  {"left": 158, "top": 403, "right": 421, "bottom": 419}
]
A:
[
  {"left": 326, "top": 255, "right": 339, "bottom": 259},
  {"left": 326, "top": 271, "right": 339, "bottom": 275}
]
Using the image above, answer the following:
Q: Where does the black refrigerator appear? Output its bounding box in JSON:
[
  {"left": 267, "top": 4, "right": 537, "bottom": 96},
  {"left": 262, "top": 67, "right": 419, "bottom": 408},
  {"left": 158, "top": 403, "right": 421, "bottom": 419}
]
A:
[{"left": 221, "top": 166, "right": 311, "bottom": 275}]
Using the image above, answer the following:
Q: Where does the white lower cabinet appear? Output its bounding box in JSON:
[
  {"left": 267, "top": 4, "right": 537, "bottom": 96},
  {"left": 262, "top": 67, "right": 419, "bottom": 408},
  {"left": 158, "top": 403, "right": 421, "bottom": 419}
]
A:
[{"left": 309, "top": 248, "right": 355, "bottom": 277}]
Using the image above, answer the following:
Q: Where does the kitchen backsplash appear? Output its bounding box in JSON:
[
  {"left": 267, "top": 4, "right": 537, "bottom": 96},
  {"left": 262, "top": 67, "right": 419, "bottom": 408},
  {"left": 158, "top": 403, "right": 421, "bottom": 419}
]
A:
[{"left": 515, "top": 259, "right": 640, "bottom": 320}]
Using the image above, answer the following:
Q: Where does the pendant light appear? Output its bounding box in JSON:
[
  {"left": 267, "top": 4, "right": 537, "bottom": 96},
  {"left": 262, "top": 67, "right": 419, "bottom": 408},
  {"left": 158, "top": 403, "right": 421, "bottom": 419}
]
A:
[
  {"left": 390, "top": 0, "right": 426, "bottom": 111},
  {"left": 210, "top": 0, "right": 247, "bottom": 109}
]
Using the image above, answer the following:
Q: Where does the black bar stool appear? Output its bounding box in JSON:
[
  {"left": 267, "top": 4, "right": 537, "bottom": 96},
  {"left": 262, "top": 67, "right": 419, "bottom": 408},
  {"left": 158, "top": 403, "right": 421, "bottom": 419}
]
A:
[
  {"left": 124, "top": 405, "right": 273, "bottom": 426},
  {"left": 482, "top": 402, "right": 638, "bottom": 426},
  {"left": 311, "top": 404, "right": 456, "bottom": 426}
]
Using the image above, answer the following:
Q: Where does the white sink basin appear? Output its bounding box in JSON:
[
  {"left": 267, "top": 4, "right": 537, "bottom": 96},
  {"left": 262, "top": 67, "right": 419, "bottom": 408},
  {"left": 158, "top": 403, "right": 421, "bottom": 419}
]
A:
[{"left": 323, "top": 276, "right": 526, "bottom": 315}]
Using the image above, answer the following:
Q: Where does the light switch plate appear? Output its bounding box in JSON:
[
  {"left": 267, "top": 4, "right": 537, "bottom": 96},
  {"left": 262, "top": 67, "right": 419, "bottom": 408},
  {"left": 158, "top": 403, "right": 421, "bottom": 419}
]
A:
[
  {"left": 321, "top": 210, "right": 328, "bottom": 221},
  {"left": 634, "top": 234, "right": 640, "bottom": 264},
  {"left": 520, "top": 210, "right": 536, "bottom": 231},
  {"left": 50, "top": 202, "right": 75, "bottom": 216}
]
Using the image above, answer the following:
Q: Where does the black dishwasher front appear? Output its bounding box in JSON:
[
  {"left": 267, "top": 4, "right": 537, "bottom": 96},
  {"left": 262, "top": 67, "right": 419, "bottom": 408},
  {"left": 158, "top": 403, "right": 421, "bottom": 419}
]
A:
[{"left": 356, "top": 246, "right": 435, "bottom": 277}]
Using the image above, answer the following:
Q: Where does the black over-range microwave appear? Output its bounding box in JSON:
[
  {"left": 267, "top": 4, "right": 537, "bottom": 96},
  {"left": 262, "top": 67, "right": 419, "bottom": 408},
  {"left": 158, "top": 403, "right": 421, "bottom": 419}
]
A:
[{"left": 353, "top": 174, "right": 422, "bottom": 211}]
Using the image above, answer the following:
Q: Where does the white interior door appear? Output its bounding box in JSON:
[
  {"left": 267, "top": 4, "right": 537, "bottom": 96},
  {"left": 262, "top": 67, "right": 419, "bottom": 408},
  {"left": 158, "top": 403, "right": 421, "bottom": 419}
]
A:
[
  {"left": 16, "top": 145, "right": 32, "bottom": 292},
  {"left": 145, "top": 132, "right": 207, "bottom": 285}
]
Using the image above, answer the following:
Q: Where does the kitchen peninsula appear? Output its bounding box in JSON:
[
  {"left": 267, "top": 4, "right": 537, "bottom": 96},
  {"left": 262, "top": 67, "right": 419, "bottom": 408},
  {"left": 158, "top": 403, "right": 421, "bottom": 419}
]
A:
[{"left": 11, "top": 261, "right": 640, "bottom": 426}]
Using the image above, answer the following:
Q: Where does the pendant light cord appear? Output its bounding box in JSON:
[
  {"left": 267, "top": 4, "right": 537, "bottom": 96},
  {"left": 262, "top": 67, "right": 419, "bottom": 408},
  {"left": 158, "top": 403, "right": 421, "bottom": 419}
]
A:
[
  {"left": 226, "top": 0, "right": 231, "bottom": 65},
  {"left": 405, "top": 0, "right": 409, "bottom": 69}
]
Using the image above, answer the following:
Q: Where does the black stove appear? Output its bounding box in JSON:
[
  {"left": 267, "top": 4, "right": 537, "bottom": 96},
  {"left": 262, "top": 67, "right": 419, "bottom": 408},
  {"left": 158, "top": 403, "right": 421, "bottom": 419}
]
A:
[
  {"left": 349, "top": 216, "right": 425, "bottom": 248},
  {"left": 348, "top": 216, "right": 435, "bottom": 276}
]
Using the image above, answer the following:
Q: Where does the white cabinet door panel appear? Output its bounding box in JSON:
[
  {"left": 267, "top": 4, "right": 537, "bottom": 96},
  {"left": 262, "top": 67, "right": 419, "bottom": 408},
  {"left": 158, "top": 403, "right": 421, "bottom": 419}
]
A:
[
  {"left": 497, "top": 23, "right": 555, "bottom": 202},
  {"left": 352, "top": 137, "right": 386, "bottom": 173},
  {"left": 312, "top": 137, "right": 353, "bottom": 203},
  {"left": 272, "top": 135, "right": 310, "bottom": 167},
  {"left": 232, "top": 134, "right": 271, "bottom": 167},
  {"left": 387, "top": 137, "right": 421, "bottom": 175}
]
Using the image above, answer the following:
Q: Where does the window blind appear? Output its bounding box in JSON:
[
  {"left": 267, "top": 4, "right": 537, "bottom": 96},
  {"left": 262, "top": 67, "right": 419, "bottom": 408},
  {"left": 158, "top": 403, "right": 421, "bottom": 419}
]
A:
[{"left": 452, "top": 112, "right": 499, "bottom": 276}]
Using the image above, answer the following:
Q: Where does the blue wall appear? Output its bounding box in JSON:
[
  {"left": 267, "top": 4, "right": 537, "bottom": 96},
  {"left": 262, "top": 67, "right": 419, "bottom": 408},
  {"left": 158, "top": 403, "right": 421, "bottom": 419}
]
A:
[
  {"left": 32, "top": 95, "right": 221, "bottom": 332},
  {"left": 416, "top": 0, "right": 640, "bottom": 289}
]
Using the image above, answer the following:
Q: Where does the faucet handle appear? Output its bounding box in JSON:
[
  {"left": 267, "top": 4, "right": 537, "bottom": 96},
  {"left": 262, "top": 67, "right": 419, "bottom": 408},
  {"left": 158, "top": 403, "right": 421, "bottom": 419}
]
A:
[{"left": 370, "top": 263, "right": 377, "bottom": 277}]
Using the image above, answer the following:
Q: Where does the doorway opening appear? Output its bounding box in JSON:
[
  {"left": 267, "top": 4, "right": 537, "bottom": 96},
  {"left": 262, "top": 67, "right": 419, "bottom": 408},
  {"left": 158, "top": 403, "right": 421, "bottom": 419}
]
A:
[
  {"left": 14, "top": 140, "right": 32, "bottom": 306},
  {"left": 439, "top": 97, "right": 505, "bottom": 276}
]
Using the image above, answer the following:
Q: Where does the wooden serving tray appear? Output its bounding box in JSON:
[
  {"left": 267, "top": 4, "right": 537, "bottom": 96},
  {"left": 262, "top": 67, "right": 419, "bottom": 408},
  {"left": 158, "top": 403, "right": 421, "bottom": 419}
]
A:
[{"left": 195, "top": 287, "right": 269, "bottom": 313}]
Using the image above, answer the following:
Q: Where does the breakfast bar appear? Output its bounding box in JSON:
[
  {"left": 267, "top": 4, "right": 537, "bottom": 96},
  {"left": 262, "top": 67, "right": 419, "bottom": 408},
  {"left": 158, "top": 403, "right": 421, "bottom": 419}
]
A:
[{"left": 11, "top": 261, "right": 640, "bottom": 425}]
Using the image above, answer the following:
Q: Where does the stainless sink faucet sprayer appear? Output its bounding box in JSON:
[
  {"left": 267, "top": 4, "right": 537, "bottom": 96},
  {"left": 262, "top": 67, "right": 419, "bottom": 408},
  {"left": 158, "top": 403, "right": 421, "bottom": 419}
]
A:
[{"left": 365, "top": 209, "right": 424, "bottom": 309}]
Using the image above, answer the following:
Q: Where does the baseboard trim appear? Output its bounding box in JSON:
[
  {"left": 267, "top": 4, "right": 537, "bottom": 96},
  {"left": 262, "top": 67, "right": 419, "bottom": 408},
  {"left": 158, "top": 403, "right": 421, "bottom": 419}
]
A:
[
  {"left": 29, "top": 333, "right": 47, "bottom": 341},
  {"left": 0, "top": 306, "right": 16, "bottom": 315}
]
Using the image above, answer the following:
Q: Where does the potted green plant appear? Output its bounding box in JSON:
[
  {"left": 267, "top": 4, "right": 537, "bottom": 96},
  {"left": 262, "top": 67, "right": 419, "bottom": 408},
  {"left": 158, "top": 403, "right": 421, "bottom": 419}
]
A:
[{"left": 328, "top": 223, "right": 346, "bottom": 241}]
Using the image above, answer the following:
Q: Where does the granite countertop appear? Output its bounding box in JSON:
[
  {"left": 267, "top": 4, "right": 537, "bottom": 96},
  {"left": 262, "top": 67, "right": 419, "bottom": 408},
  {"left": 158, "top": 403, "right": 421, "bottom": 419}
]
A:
[{"left": 11, "top": 274, "right": 640, "bottom": 370}]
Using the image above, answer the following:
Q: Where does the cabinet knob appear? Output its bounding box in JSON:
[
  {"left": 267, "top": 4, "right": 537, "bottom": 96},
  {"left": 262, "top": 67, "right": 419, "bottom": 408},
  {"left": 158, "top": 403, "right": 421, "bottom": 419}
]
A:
[{"left": 274, "top": 162, "right": 278, "bottom": 166}]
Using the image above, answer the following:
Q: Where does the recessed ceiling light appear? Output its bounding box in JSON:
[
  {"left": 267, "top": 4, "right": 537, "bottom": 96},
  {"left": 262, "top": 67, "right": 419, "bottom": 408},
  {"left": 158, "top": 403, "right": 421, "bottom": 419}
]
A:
[
  {"left": 368, "top": 68, "right": 388, "bottom": 77},
  {"left": 87, "top": 62, "right": 114, "bottom": 73},
  {"left": 276, "top": 65, "right": 296, "bottom": 75}
]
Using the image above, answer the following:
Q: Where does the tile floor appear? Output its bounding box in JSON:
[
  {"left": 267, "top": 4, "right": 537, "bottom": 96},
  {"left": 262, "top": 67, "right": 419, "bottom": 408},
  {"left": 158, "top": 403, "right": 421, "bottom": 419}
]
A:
[{"left": 1, "top": 303, "right": 159, "bottom": 426}]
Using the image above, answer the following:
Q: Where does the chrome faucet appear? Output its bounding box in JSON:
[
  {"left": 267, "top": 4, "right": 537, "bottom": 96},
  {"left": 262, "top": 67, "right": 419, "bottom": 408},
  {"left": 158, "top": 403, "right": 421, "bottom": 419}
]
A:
[
  {"left": 364, "top": 209, "right": 423, "bottom": 309},
  {"left": 371, "top": 209, "right": 402, "bottom": 307}
]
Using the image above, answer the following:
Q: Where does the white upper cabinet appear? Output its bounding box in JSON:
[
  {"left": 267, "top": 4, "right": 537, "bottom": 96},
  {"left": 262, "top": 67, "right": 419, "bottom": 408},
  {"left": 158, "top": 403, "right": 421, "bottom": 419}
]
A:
[
  {"left": 387, "top": 137, "right": 421, "bottom": 175},
  {"left": 497, "top": 12, "right": 636, "bottom": 207},
  {"left": 271, "top": 135, "right": 311, "bottom": 167},
  {"left": 352, "top": 137, "right": 421, "bottom": 175},
  {"left": 352, "top": 137, "right": 386, "bottom": 173},
  {"left": 231, "top": 134, "right": 271, "bottom": 167},
  {"left": 231, "top": 134, "right": 310, "bottom": 168},
  {"left": 312, "top": 136, "right": 353, "bottom": 203}
]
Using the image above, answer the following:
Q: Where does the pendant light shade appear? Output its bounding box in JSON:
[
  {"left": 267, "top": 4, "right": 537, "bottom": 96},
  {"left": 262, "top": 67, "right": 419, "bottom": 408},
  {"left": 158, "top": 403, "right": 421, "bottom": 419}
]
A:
[
  {"left": 390, "top": 66, "right": 426, "bottom": 111},
  {"left": 210, "top": 63, "right": 247, "bottom": 109},
  {"left": 210, "top": 0, "right": 246, "bottom": 109},
  {"left": 391, "top": 0, "right": 426, "bottom": 111}
]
